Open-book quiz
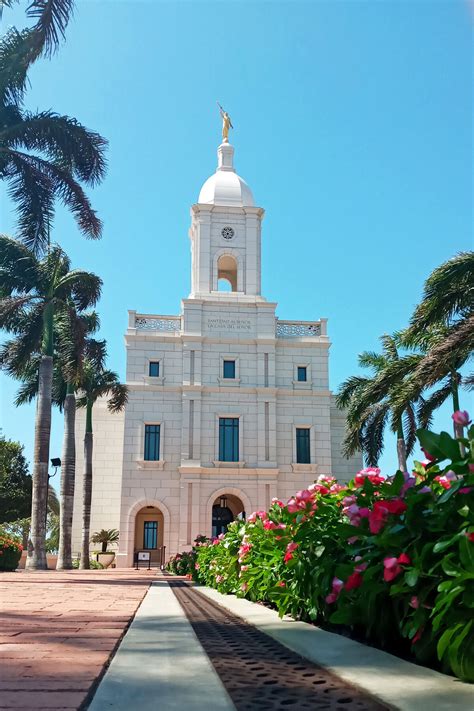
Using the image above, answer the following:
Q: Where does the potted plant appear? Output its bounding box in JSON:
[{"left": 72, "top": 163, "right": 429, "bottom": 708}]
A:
[{"left": 90, "top": 529, "right": 119, "bottom": 568}]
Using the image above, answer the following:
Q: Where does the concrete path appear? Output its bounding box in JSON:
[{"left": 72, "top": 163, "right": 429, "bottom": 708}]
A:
[
  {"left": 88, "top": 581, "right": 235, "bottom": 711},
  {"left": 0, "top": 569, "right": 155, "bottom": 710}
]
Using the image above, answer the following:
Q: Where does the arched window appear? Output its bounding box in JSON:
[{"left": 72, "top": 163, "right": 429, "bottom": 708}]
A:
[{"left": 217, "top": 254, "right": 237, "bottom": 292}]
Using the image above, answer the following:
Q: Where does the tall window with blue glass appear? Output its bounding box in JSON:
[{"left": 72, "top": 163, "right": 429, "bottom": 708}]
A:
[
  {"left": 219, "top": 417, "right": 239, "bottom": 462},
  {"left": 144, "top": 424, "right": 160, "bottom": 461}
]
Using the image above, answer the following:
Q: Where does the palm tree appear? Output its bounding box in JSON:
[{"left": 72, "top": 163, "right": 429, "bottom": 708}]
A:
[
  {"left": 336, "top": 335, "right": 419, "bottom": 471},
  {"left": 76, "top": 362, "right": 127, "bottom": 569},
  {"left": 15, "top": 313, "right": 104, "bottom": 569},
  {"left": 0, "top": 236, "right": 101, "bottom": 569},
  {"left": 401, "top": 253, "right": 474, "bottom": 437},
  {"left": 0, "top": 2, "right": 107, "bottom": 253},
  {"left": 90, "top": 528, "right": 119, "bottom": 554}
]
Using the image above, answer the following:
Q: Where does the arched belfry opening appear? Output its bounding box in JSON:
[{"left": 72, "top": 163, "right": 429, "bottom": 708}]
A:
[
  {"left": 211, "top": 494, "right": 245, "bottom": 537},
  {"left": 217, "top": 254, "right": 238, "bottom": 292}
]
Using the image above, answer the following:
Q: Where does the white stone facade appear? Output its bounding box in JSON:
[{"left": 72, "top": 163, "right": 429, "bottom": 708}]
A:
[{"left": 71, "top": 140, "right": 361, "bottom": 566}]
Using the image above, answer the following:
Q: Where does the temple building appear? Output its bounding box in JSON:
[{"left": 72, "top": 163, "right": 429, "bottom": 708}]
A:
[{"left": 71, "top": 134, "right": 360, "bottom": 567}]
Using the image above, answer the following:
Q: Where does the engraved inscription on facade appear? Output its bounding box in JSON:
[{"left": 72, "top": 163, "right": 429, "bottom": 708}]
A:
[{"left": 207, "top": 318, "right": 252, "bottom": 331}]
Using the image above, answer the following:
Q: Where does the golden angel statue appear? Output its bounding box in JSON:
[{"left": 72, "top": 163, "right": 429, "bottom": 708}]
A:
[{"left": 217, "top": 103, "right": 233, "bottom": 143}]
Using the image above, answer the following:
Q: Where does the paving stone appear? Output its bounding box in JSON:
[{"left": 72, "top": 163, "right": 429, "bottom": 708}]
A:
[{"left": 0, "top": 570, "right": 155, "bottom": 710}]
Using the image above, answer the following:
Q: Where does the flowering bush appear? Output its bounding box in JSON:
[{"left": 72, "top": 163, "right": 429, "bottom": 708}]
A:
[
  {"left": 193, "top": 419, "right": 474, "bottom": 682},
  {"left": 0, "top": 534, "right": 23, "bottom": 571},
  {"left": 166, "top": 536, "right": 210, "bottom": 576}
]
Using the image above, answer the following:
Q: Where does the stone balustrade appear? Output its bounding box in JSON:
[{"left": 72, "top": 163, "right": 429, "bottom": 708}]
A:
[
  {"left": 132, "top": 312, "right": 182, "bottom": 333},
  {"left": 275, "top": 319, "right": 326, "bottom": 338}
]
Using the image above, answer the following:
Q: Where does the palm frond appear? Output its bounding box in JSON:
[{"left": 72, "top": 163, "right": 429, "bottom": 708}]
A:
[
  {"left": 416, "top": 380, "right": 452, "bottom": 429},
  {"left": 402, "top": 403, "right": 417, "bottom": 457},
  {"left": 413, "top": 315, "right": 474, "bottom": 388},
  {"left": 0, "top": 235, "right": 40, "bottom": 294},
  {"left": 4, "top": 150, "right": 55, "bottom": 251},
  {"left": 335, "top": 375, "right": 370, "bottom": 409},
  {"left": 380, "top": 334, "right": 399, "bottom": 361},
  {"left": 409, "top": 251, "right": 474, "bottom": 332},
  {"left": 27, "top": 0, "right": 76, "bottom": 57},
  {"left": 0, "top": 28, "right": 39, "bottom": 103},
  {"left": 358, "top": 351, "right": 387, "bottom": 372},
  {"left": 361, "top": 402, "right": 390, "bottom": 466},
  {"left": 55, "top": 270, "right": 102, "bottom": 311},
  {"left": 3, "top": 111, "right": 107, "bottom": 184}
]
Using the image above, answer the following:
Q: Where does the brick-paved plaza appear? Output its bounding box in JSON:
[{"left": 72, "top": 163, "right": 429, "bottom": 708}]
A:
[{"left": 0, "top": 570, "right": 156, "bottom": 710}]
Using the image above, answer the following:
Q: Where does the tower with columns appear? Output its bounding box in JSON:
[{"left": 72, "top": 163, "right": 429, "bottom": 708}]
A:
[{"left": 71, "top": 138, "right": 361, "bottom": 567}]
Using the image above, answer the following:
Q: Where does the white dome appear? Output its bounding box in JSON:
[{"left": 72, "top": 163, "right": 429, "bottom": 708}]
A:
[
  {"left": 197, "top": 142, "right": 255, "bottom": 207},
  {"left": 198, "top": 171, "right": 254, "bottom": 207}
]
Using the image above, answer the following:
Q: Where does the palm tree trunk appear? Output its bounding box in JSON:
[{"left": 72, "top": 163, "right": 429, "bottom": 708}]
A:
[
  {"left": 450, "top": 370, "right": 465, "bottom": 456},
  {"left": 80, "top": 400, "right": 93, "bottom": 570},
  {"left": 396, "top": 418, "right": 407, "bottom": 472},
  {"left": 450, "top": 370, "right": 464, "bottom": 438},
  {"left": 26, "top": 354, "right": 53, "bottom": 570},
  {"left": 57, "top": 385, "right": 76, "bottom": 569}
]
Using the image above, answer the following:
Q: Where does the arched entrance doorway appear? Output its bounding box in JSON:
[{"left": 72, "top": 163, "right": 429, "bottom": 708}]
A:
[
  {"left": 134, "top": 505, "right": 164, "bottom": 566},
  {"left": 211, "top": 494, "right": 245, "bottom": 538}
]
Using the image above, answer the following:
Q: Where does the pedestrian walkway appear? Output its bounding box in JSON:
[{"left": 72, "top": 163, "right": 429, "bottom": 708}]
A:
[
  {"left": 89, "top": 580, "right": 234, "bottom": 711},
  {"left": 0, "top": 569, "right": 155, "bottom": 710}
]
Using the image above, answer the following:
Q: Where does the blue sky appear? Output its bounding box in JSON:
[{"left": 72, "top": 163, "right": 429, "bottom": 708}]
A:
[{"left": 1, "top": 0, "right": 472, "bottom": 482}]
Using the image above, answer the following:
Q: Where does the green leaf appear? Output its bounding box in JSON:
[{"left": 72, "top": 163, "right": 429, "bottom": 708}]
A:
[
  {"left": 329, "top": 608, "right": 353, "bottom": 625},
  {"left": 459, "top": 535, "right": 474, "bottom": 571},
  {"left": 439, "top": 431, "right": 463, "bottom": 461},
  {"left": 405, "top": 569, "right": 419, "bottom": 587},
  {"left": 433, "top": 534, "right": 460, "bottom": 554},
  {"left": 437, "top": 624, "right": 462, "bottom": 660},
  {"left": 416, "top": 429, "right": 445, "bottom": 460}
]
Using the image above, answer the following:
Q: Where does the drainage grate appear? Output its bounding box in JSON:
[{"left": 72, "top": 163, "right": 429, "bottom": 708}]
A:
[{"left": 170, "top": 581, "right": 389, "bottom": 711}]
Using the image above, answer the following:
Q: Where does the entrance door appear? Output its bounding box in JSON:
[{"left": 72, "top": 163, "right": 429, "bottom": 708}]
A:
[{"left": 212, "top": 505, "right": 234, "bottom": 537}]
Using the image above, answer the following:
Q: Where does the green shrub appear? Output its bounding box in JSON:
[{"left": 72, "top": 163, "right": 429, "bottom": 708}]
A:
[
  {"left": 0, "top": 534, "right": 23, "bottom": 571},
  {"left": 194, "top": 420, "right": 474, "bottom": 682}
]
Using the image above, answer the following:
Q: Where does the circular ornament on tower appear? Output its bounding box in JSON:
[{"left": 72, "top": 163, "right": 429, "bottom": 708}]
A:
[{"left": 221, "top": 226, "right": 235, "bottom": 240}]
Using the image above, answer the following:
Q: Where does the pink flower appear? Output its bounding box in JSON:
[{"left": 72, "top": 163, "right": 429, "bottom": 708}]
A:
[
  {"left": 466, "top": 532, "right": 474, "bottom": 543},
  {"left": 286, "top": 542, "right": 299, "bottom": 554},
  {"left": 459, "top": 487, "right": 473, "bottom": 494},
  {"left": 452, "top": 410, "right": 471, "bottom": 427},
  {"left": 325, "top": 577, "right": 344, "bottom": 604},
  {"left": 286, "top": 499, "right": 300, "bottom": 514},
  {"left": 216, "top": 575, "right": 224, "bottom": 583},
  {"left": 240, "top": 582, "right": 248, "bottom": 592},
  {"left": 296, "top": 489, "right": 313, "bottom": 503},
  {"left": 355, "top": 467, "right": 385, "bottom": 487},
  {"left": 412, "top": 626, "right": 424, "bottom": 645},
  {"left": 383, "top": 553, "right": 411, "bottom": 582},
  {"left": 421, "top": 448, "right": 436, "bottom": 462},
  {"left": 368, "top": 499, "right": 407, "bottom": 534},
  {"left": 271, "top": 498, "right": 284, "bottom": 507},
  {"left": 195, "top": 563, "right": 200, "bottom": 570},
  {"left": 240, "top": 564, "right": 249, "bottom": 572},
  {"left": 409, "top": 596, "right": 419, "bottom": 609},
  {"left": 276, "top": 580, "right": 286, "bottom": 587},
  {"left": 284, "top": 552, "right": 293, "bottom": 563},
  {"left": 345, "top": 572, "right": 363, "bottom": 590}
]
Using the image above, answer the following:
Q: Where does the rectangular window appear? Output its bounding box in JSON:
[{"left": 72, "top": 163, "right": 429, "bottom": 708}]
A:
[
  {"left": 219, "top": 417, "right": 239, "bottom": 462},
  {"left": 296, "top": 428, "right": 310, "bottom": 464},
  {"left": 223, "top": 360, "right": 236, "bottom": 379},
  {"left": 143, "top": 521, "right": 157, "bottom": 549},
  {"left": 297, "top": 366, "right": 307, "bottom": 382},
  {"left": 149, "top": 361, "right": 160, "bottom": 377},
  {"left": 144, "top": 424, "right": 160, "bottom": 461}
]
